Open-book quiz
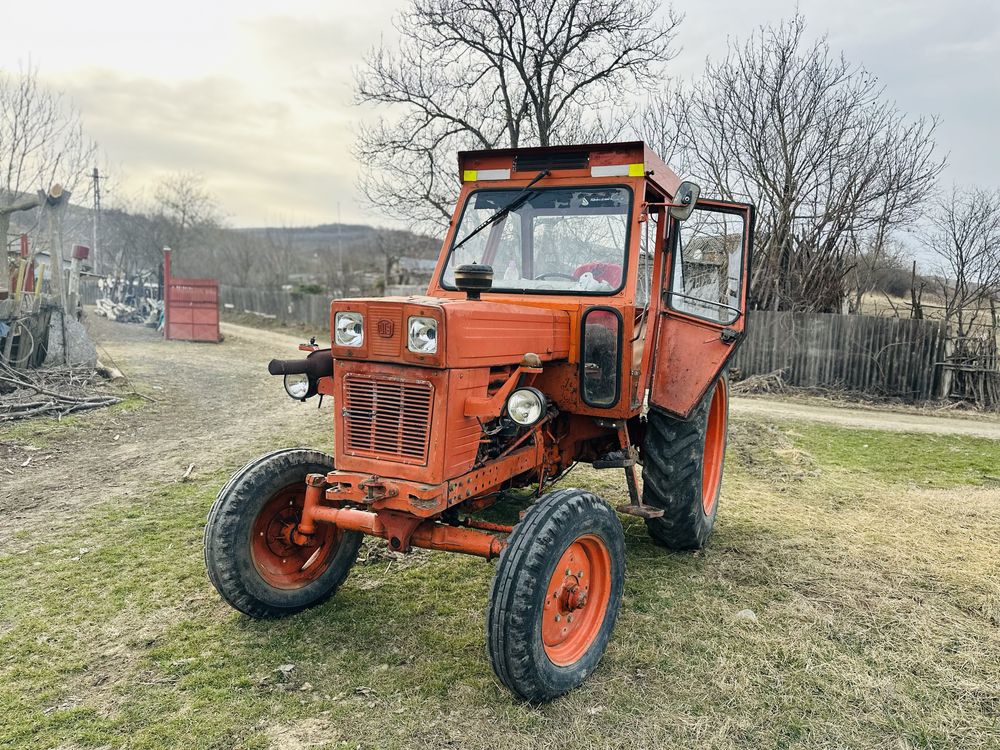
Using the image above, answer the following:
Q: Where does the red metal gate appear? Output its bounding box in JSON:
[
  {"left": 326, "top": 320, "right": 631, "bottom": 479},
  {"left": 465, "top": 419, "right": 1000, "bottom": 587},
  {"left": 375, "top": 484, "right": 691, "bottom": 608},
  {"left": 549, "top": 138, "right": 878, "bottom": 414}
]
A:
[{"left": 163, "top": 250, "right": 220, "bottom": 343}]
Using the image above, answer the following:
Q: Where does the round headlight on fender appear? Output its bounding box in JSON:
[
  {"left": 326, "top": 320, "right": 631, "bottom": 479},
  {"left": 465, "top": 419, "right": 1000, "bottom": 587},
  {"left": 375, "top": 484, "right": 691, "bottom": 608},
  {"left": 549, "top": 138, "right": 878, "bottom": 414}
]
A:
[
  {"left": 284, "top": 372, "right": 310, "bottom": 400},
  {"left": 506, "top": 387, "right": 546, "bottom": 426}
]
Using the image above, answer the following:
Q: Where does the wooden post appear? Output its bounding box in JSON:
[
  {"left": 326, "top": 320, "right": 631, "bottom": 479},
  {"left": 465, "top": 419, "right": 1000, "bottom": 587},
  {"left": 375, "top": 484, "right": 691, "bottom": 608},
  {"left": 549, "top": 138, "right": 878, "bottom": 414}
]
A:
[
  {"left": 19, "top": 235, "right": 34, "bottom": 293},
  {"left": 0, "top": 196, "right": 41, "bottom": 298},
  {"left": 938, "top": 335, "right": 954, "bottom": 400},
  {"left": 37, "top": 186, "right": 71, "bottom": 312},
  {"left": 68, "top": 244, "right": 89, "bottom": 317},
  {"left": 909, "top": 261, "right": 923, "bottom": 320},
  {"left": 163, "top": 247, "right": 172, "bottom": 339}
]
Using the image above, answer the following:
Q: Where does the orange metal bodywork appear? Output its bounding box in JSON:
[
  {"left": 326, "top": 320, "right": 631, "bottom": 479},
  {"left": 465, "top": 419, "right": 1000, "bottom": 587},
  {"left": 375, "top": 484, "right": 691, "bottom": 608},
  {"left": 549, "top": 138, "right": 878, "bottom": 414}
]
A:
[
  {"left": 648, "top": 198, "right": 754, "bottom": 418},
  {"left": 324, "top": 439, "right": 548, "bottom": 516},
  {"left": 306, "top": 504, "right": 505, "bottom": 559},
  {"left": 292, "top": 141, "right": 753, "bottom": 556}
]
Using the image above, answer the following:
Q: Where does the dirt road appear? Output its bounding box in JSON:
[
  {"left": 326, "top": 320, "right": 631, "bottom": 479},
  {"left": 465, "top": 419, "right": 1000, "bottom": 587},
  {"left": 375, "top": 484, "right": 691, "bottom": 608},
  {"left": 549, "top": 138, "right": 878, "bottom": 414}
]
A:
[
  {"left": 731, "top": 396, "right": 1000, "bottom": 439},
  {"left": 0, "top": 317, "right": 331, "bottom": 548}
]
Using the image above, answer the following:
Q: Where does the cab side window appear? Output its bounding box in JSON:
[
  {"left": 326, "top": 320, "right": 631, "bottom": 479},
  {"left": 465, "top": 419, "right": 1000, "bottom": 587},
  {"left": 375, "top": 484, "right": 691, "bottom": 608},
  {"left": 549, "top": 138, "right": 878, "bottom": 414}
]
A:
[{"left": 668, "top": 209, "right": 745, "bottom": 324}]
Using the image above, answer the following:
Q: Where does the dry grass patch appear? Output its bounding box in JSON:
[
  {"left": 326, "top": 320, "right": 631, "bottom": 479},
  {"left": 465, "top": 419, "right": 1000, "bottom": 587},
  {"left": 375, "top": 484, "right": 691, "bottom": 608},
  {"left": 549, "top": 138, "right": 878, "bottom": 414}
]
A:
[{"left": 1, "top": 418, "right": 998, "bottom": 749}]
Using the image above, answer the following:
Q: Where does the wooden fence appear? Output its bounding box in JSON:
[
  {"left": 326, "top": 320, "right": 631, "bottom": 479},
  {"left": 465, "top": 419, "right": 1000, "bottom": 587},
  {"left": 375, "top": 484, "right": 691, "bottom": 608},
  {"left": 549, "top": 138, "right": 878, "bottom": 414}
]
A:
[
  {"left": 219, "top": 285, "right": 332, "bottom": 329},
  {"left": 731, "top": 311, "right": 947, "bottom": 401}
]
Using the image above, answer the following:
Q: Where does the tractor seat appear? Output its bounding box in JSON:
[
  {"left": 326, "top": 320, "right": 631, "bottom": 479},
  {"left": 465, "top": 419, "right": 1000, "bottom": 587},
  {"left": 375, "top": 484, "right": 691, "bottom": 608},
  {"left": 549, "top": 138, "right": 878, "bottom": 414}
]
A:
[{"left": 572, "top": 262, "right": 622, "bottom": 289}]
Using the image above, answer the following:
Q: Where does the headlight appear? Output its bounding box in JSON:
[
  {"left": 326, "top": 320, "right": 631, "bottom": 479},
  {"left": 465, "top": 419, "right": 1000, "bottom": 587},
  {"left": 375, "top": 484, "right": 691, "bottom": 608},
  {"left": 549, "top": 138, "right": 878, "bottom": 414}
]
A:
[
  {"left": 283, "top": 373, "right": 310, "bottom": 400},
  {"left": 407, "top": 316, "right": 438, "bottom": 354},
  {"left": 506, "top": 387, "right": 546, "bottom": 426},
  {"left": 335, "top": 312, "right": 364, "bottom": 347}
]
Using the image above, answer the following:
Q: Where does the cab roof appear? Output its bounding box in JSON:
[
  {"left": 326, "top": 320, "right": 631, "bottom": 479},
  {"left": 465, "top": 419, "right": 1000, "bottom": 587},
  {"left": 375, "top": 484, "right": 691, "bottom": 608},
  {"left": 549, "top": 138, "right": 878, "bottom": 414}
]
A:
[{"left": 457, "top": 141, "right": 681, "bottom": 199}]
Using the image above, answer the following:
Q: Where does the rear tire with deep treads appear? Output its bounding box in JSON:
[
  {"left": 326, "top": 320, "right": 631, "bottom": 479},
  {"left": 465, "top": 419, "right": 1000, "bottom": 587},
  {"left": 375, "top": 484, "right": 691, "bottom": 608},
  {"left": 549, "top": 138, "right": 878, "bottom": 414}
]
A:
[
  {"left": 204, "top": 448, "right": 362, "bottom": 619},
  {"left": 487, "top": 488, "right": 625, "bottom": 702},
  {"left": 641, "top": 373, "right": 729, "bottom": 550}
]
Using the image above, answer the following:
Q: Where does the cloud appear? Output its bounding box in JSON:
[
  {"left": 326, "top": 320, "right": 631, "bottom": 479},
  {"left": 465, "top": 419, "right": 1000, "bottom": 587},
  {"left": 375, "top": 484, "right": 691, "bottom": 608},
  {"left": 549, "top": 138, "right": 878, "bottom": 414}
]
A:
[
  {"left": 7, "top": 0, "right": 996, "bottom": 229},
  {"left": 50, "top": 68, "right": 362, "bottom": 225}
]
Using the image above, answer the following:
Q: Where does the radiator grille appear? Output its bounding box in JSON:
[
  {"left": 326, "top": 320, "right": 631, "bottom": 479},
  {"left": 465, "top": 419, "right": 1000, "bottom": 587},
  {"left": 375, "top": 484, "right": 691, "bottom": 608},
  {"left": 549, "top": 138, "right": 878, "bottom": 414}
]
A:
[{"left": 343, "top": 375, "right": 433, "bottom": 464}]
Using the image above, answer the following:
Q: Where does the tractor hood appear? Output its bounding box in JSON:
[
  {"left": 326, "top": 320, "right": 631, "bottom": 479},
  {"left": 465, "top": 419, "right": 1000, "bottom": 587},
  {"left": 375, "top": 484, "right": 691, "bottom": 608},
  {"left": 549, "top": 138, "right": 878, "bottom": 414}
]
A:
[{"left": 329, "top": 295, "right": 571, "bottom": 369}]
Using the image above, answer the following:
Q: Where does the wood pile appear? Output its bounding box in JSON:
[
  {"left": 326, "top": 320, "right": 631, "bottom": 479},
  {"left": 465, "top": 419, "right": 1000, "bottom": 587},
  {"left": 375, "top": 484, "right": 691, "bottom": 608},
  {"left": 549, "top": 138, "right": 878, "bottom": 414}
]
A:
[
  {"left": 94, "top": 297, "right": 162, "bottom": 328},
  {"left": 731, "top": 368, "right": 788, "bottom": 395},
  {"left": 0, "top": 361, "right": 121, "bottom": 422},
  {"left": 942, "top": 334, "right": 1000, "bottom": 410}
]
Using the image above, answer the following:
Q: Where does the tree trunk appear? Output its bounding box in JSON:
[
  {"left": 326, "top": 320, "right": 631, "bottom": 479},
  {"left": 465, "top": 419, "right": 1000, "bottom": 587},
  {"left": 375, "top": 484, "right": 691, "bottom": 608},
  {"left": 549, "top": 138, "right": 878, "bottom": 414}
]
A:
[
  {"left": 910, "top": 262, "right": 923, "bottom": 320},
  {"left": 0, "top": 212, "right": 9, "bottom": 295}
]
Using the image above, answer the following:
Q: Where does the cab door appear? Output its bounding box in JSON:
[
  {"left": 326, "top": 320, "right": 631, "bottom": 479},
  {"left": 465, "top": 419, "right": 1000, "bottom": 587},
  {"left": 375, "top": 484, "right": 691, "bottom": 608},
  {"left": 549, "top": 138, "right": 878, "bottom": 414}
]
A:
[{"left": 648, "top": 199, "right": 755, "bottom": 419}]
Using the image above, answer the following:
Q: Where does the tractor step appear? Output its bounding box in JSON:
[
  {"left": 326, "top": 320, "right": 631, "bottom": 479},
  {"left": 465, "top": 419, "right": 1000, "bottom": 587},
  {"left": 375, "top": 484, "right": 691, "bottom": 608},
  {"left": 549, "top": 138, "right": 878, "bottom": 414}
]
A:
[
  {"left": 592, "top": 450, "right": 636, "bottom": 469},
  {"left": 616, "top": 503, "right": 664, "bottom": 519}
]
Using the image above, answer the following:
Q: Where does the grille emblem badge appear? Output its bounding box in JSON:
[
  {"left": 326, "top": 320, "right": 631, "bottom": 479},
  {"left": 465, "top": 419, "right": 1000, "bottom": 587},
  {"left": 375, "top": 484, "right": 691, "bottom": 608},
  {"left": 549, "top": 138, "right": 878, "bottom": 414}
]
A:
[{"left": 377, "top": 319, "right": 394, "bottom": 337}]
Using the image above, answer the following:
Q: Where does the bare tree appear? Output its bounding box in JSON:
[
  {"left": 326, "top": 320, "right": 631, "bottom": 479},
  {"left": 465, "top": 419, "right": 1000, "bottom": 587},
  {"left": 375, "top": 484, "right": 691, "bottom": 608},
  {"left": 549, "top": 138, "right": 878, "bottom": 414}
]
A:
[
  {"left": 260, "top": 227, "right": 299, "bottom": 291},
  {"left": 921, "top": 187, "right": 1000, "bottom": 408},
  {"left": 845, "top": 237, "right": 910, "bottom": 315},
  {"left": 100, "top": 201, "right": 170, "bottom": 279},
  {"left": 222, "top": 227, "right": 307, "bottom": 290},
  {"left": 371, "top": 228, "right": 412, "bottom": 293},
  {"left": 356, "top": 0, "right": 681, "bottom": 229},
  {"left": 153, "top": 172, "right": 220, "bottom": 264},
  {"left": 922, "top": 186, "right": 1000, "bottom": 339},
  {"left": 0, "top": 66, "right": 96, "bottom": 287},
  {"left": 211, "top": 229, "right": 262, "bottom": 288},
  {"left": 641, "top": 15, "right": 943, "bottom": 313}
]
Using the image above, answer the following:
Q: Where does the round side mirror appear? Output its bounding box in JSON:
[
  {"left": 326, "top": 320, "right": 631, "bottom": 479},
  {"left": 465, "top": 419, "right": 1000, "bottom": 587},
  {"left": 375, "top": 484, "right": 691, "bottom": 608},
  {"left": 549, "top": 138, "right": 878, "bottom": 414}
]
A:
[{"left": 668, "top": 181, "right": 701, "bottom": 221}]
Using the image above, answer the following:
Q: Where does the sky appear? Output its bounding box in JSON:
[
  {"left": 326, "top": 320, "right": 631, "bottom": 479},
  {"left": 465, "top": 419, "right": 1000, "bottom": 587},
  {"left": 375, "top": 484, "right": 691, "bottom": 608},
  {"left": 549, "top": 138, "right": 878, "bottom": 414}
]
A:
[{"left": 1, "top": 0, "right": 998, "bottom": 228}]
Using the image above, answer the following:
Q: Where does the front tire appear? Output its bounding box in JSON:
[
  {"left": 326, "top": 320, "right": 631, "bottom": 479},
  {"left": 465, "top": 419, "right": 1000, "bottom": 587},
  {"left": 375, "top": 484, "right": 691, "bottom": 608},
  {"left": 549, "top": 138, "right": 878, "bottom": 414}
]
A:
[
  {"left": 641, "top": 374, "right": 729, "bottom": 550},
  {"left": 487, "top": 488, "right": 625, "bottom": 702},
  {"left": 204, "top": 449, "right": 363, "bottom": 618}
]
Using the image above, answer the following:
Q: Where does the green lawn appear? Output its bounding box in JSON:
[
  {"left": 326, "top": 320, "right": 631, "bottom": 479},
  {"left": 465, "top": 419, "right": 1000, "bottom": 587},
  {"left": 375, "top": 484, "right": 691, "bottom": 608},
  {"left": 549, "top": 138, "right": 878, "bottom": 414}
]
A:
[{"left": 1, "top": 420, "right": 998, "bottom": 749}]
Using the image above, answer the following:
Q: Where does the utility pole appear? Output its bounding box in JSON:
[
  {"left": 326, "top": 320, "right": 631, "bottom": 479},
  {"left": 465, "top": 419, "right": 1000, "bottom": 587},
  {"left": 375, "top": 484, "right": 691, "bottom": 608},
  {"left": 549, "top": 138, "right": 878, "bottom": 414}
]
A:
[
  {"left": 337, "top": 202, "right": 344, "bottom": 298},
  {"left": 91, "top": 167, "right": 102, "bottom": 275}
]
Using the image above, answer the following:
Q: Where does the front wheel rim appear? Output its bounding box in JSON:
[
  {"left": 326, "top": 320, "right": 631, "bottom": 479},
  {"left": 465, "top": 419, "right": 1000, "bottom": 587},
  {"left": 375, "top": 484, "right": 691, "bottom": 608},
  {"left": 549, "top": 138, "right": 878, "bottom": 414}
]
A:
[
  {"left": 701, "top": 381, "right": 727, "bottom": 514},
  {"left": 541, "top": 534, "right": 612, "bottom": 667},
  {"left": 250, "top": 484, "right": 339, "bottom": 589}
]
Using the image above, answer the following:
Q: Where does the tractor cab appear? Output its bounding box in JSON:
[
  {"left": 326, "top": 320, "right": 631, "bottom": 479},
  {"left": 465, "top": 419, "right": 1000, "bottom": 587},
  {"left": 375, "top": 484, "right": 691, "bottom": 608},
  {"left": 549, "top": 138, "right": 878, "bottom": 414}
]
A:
[
  {"left": 207, "top": 141, "right": 755, "bottom": 703},
  {"left": 430, "top": 141, "right": 753, "bottom": 421}
]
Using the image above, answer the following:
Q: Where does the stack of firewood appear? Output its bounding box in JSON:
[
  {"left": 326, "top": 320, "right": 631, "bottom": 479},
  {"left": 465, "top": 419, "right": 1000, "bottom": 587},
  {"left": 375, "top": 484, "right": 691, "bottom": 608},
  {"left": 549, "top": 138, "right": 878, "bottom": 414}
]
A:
[
  {"left": 94, "top": 297, "right": 162, "bottom": 327},
  {"left": 0, "top": 361, "right": 122, "bottom": 421},
  {"left": 730, "top": 368, "right": 788, "bottom": 396}
]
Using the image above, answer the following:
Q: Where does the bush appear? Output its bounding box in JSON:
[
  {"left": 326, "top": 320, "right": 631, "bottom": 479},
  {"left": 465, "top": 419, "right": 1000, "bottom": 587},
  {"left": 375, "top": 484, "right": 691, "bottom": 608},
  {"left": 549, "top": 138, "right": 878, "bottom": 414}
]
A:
[{"left": 873, "top": 266, "right": 913, "bottom": 298}]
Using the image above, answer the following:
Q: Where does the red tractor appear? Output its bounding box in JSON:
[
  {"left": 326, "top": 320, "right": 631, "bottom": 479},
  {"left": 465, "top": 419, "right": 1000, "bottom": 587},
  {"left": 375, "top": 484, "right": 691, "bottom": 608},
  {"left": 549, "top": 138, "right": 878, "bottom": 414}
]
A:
[{"left": 205, "top": 141, "right": 753, "bottom": 701}]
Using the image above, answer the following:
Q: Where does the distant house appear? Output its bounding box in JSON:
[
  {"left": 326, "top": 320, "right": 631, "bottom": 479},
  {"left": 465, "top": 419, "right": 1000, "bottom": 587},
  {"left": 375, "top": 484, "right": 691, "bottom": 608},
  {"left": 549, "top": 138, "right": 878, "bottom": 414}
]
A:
[
  {"left": 384, "top": 256, "right": 436, "bottom": 296},
  {"left": 396, "top": 256, "right": 437, "bottom": 286}
]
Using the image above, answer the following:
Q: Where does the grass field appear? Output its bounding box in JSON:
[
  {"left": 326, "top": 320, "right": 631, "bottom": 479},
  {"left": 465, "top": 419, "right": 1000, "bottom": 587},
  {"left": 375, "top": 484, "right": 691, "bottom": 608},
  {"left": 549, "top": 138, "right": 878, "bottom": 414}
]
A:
[{"left": 1, "top": 417, "right": 998, "bottom": 749}]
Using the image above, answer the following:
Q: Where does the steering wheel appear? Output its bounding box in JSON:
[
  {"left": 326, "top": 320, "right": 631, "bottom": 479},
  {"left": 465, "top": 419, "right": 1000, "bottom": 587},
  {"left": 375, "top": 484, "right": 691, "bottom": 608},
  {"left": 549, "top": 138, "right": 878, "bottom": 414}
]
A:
[{"left": 534, "top": 272, "right": 575, "bottom": 281}]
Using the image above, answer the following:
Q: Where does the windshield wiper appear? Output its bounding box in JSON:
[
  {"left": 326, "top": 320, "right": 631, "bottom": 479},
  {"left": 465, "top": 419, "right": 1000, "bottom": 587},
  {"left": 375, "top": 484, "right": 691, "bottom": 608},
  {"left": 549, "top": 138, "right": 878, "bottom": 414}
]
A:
[{"left": 449, "top": 169, "right": 549, "bottom": 256}]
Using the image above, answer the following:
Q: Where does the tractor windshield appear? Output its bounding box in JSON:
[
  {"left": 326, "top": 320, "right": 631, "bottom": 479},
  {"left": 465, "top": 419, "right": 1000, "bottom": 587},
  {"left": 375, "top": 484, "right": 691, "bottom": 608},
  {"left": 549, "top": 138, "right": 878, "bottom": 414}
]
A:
[{"left": 442, "top": 186, "right": 632, "bottom": 295}]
